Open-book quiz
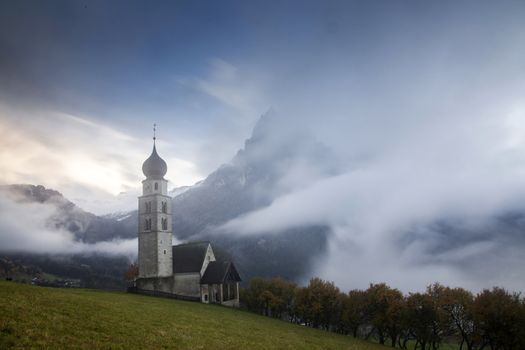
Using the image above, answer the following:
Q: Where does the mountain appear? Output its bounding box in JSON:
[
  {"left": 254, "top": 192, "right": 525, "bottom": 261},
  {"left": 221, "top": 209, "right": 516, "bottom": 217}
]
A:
[
  {"left": 171, "top": 113, "right": 339, "bottom": 237},
  {"left": 0, "top": 184, "right": 133, "bottom": 289},
  {"left": 0, "top": 184, "right": 134, "bottom": 243},
  {"left": 78, "top": 113, "right": 340, "bottom": 282},
  {"left": 0, "top": 113, "right": 338, "bottom": 285},
  {"left": 126, "top": 112, "right": 339, "bottom": 282},
  {"left": 3, "top": 113, "right": 525, "bottom": 288}
]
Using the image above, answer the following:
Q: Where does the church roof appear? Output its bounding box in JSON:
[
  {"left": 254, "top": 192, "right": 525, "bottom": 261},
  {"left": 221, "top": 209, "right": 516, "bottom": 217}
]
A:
[
  {"left": 201, "top": 260, "right": 242, "bottom": 284},
  {"left": 172, "top": 241, "right": 210, "bottom": 273},
  {"left": 142, "top": 143, "right": 168, "bottom": 180}
]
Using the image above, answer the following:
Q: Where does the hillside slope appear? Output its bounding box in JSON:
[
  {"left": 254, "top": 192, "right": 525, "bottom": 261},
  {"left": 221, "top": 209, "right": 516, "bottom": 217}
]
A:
[{"left": 0, "top": 281, "right": 387, "bottom": 350}]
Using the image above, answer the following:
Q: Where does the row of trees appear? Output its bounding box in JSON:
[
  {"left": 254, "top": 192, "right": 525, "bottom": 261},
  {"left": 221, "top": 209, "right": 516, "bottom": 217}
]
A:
[{"left": 241, "top": 277, "right": 525, "bottom": 350}]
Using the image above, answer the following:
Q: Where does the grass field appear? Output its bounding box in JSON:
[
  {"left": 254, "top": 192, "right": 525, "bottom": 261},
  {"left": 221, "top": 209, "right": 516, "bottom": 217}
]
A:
[{"left": 0, "top": 281, "right": 390, "bottom": 349}]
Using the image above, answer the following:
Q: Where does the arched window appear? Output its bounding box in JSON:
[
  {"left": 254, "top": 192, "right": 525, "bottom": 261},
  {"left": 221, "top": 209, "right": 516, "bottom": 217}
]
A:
[
  {"left": 162, "top": 201, "right": 167, "bottom": 213},
  {"left": 154, "top": 182, "right": 158, "bottom": 190},
  {"left": 145, "top": 201, "right": 151, "bottom": 214},
  {"left": 144, "top": 218, "right": 151, "bottom": 231},
  {"left": 161, "top": 217, "right": 167, "bottom": 230}
]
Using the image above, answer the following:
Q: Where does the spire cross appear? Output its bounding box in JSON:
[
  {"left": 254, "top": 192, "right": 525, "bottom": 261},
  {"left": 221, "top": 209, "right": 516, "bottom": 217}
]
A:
[{"left": 153, "top": 123, "right": 157, "bottom": 143}]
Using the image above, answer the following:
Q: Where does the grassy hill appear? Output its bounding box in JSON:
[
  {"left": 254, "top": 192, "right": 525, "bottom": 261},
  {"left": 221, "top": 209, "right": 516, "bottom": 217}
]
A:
[{"left": 0, "top": 281, "right": 389, "bottom": 349}]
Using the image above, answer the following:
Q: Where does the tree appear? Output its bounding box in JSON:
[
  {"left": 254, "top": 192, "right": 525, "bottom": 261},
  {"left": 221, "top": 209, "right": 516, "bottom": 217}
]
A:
[
  {"left": 240, "top": 277, "right": 297, "bottom": 319},
  {"left": 439, "top": 286, "right": 476, "bottom": 350},
  {"left": 340, "top": 289, "right": 367, "bottom": 337},
  {"left": 259, "top": 289, "right": 277, "bottom": 317},
  {"left": 241, "top": 276, "right": 525, "bottom": 349},
  {"left": 404, "top": 292, "right": 437, "bottom": 350},
  {"left": 363, "top": 283, "right": 404, "bottom": 346},
  {"left": 295, "top": 278, "right": 341, "bottom": 330},
  {"left": 425, "top": 283, "right": 455, "bottom": 350},
  {"left": 472, "top": 287, "right": 523, "bottom": 350},
  {"left": 124, "top": 262, "right": 138, "bottom": 281},
  {"left": 241, "top": 277, "right": 271, "bottom": 314}
]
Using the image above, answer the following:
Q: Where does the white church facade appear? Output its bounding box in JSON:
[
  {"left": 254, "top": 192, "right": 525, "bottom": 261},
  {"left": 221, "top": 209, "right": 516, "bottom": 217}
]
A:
[{"left": 135, "top": 135, "right": 241, "bottom": 307}]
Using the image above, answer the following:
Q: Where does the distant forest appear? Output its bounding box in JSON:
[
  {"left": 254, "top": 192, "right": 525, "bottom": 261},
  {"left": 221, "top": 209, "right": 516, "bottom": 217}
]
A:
[{"left": 241, "top": 277, "right": 525, "bottom": 350}]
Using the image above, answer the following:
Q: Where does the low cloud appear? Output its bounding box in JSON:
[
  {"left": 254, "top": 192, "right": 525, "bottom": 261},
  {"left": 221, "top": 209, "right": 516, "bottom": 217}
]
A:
[
  {"left": 208, "top": 7, "right": 525, "bottom": 293},
  {"left": 0, "top": 195, "right": 137, "bottom": 259},
  {"left": 217, "top": 57, "right": 525, "bottom": 293}
]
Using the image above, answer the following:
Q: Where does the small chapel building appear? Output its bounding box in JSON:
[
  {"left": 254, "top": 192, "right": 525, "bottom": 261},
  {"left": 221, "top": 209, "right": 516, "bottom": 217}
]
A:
[{"left": 135, "top": 134, "right": 241, "bottom": 307}]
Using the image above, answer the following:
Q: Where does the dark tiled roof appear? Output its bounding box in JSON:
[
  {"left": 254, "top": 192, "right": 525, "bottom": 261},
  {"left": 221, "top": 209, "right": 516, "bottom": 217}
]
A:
[
  {"left": 172, "top": 241, "right": 210, "bottom": 273},
  {"left": 201, "top": 260, "right": 242, "bottom": 284}
]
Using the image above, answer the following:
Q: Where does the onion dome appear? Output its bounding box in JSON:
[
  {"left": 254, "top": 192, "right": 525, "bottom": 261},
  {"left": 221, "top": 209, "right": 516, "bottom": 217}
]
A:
[{"left": 142, "top": 143, "right": 167, "bottom": 179}]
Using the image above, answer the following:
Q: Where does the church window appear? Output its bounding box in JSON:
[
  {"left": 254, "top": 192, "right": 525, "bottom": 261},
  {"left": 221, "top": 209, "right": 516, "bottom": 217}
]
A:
[
  {"left": 222, "top": 283, "right": 236, "bottom": 301},
  {"left": 232, "top": 283, "right": 237, "bottom": 299},
  {"left": 154, "top": 182, "right": 158, "bottom": 190},
  {"left": 144, "top": 218, "right": 151, "bottom": 231},
  {"left": 161, "top": 217, "right": 168, "bottom": 230},
  {"left": 163, "top": 249, "right": 166, "bottom": 255},
  {"left": 145, "top": 201, "right": 151, "bottom": 214},
  {"left": 162, "top": 201, "right": 167, "bottom": 213}
]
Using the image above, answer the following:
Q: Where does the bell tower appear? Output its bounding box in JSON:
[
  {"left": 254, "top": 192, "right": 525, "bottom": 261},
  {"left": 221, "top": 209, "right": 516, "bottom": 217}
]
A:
[{"left": 138, "top": 124, "right": 173, "bottom": 278}]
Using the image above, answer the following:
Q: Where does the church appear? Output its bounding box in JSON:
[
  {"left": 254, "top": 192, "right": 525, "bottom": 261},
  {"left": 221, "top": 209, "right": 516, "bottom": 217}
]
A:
[{"left": 134, "top": 133, "right": 241, "bottom": 307}]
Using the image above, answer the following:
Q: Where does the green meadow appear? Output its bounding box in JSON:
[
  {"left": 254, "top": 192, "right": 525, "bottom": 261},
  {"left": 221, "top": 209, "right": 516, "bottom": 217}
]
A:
[{"left": 0, "top": 281, "right": 389, "bottom": 349}]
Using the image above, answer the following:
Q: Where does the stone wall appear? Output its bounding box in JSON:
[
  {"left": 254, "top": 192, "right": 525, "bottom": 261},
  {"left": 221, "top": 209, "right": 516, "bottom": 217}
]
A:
[
  {"left": 173, "top": 273, "right": 201, "bottom": 298},
  {"left": 138, "top": 232, "right": 158, "bottom": 278},
  {"left": 156, "top": 232, "right": 172, "bottom": 277},
  {"left": 136, "top": 276, "right": 173, "bottom": 293}
]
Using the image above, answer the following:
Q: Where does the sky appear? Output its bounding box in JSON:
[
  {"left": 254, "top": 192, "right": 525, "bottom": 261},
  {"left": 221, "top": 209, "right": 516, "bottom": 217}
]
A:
[{"left": 2, "top": 1, "right": 525, "bottom": 291}]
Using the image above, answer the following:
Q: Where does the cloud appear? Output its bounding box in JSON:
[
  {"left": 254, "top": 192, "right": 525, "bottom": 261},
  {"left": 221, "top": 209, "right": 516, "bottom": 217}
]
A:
[
  {"left": 0, "top": 105, "right": 203, "bottom": 214},
  {"left": 1, "top": 0, "right": 525, "bottom": 293},
  {"left": 220, "top": 121, "right": 525, "bottom": 292},
  {"left": 174, "top": 58, "right": 271, "bottom": 174},
  {"left": 0, "top": 194, "right": 137, "bottom": 259},
  {"left": 215, "top": 22, "right": 525, "bottom": 292},
  {"left": 190, "top": 58, "right": 266, "bottom": 119}
]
